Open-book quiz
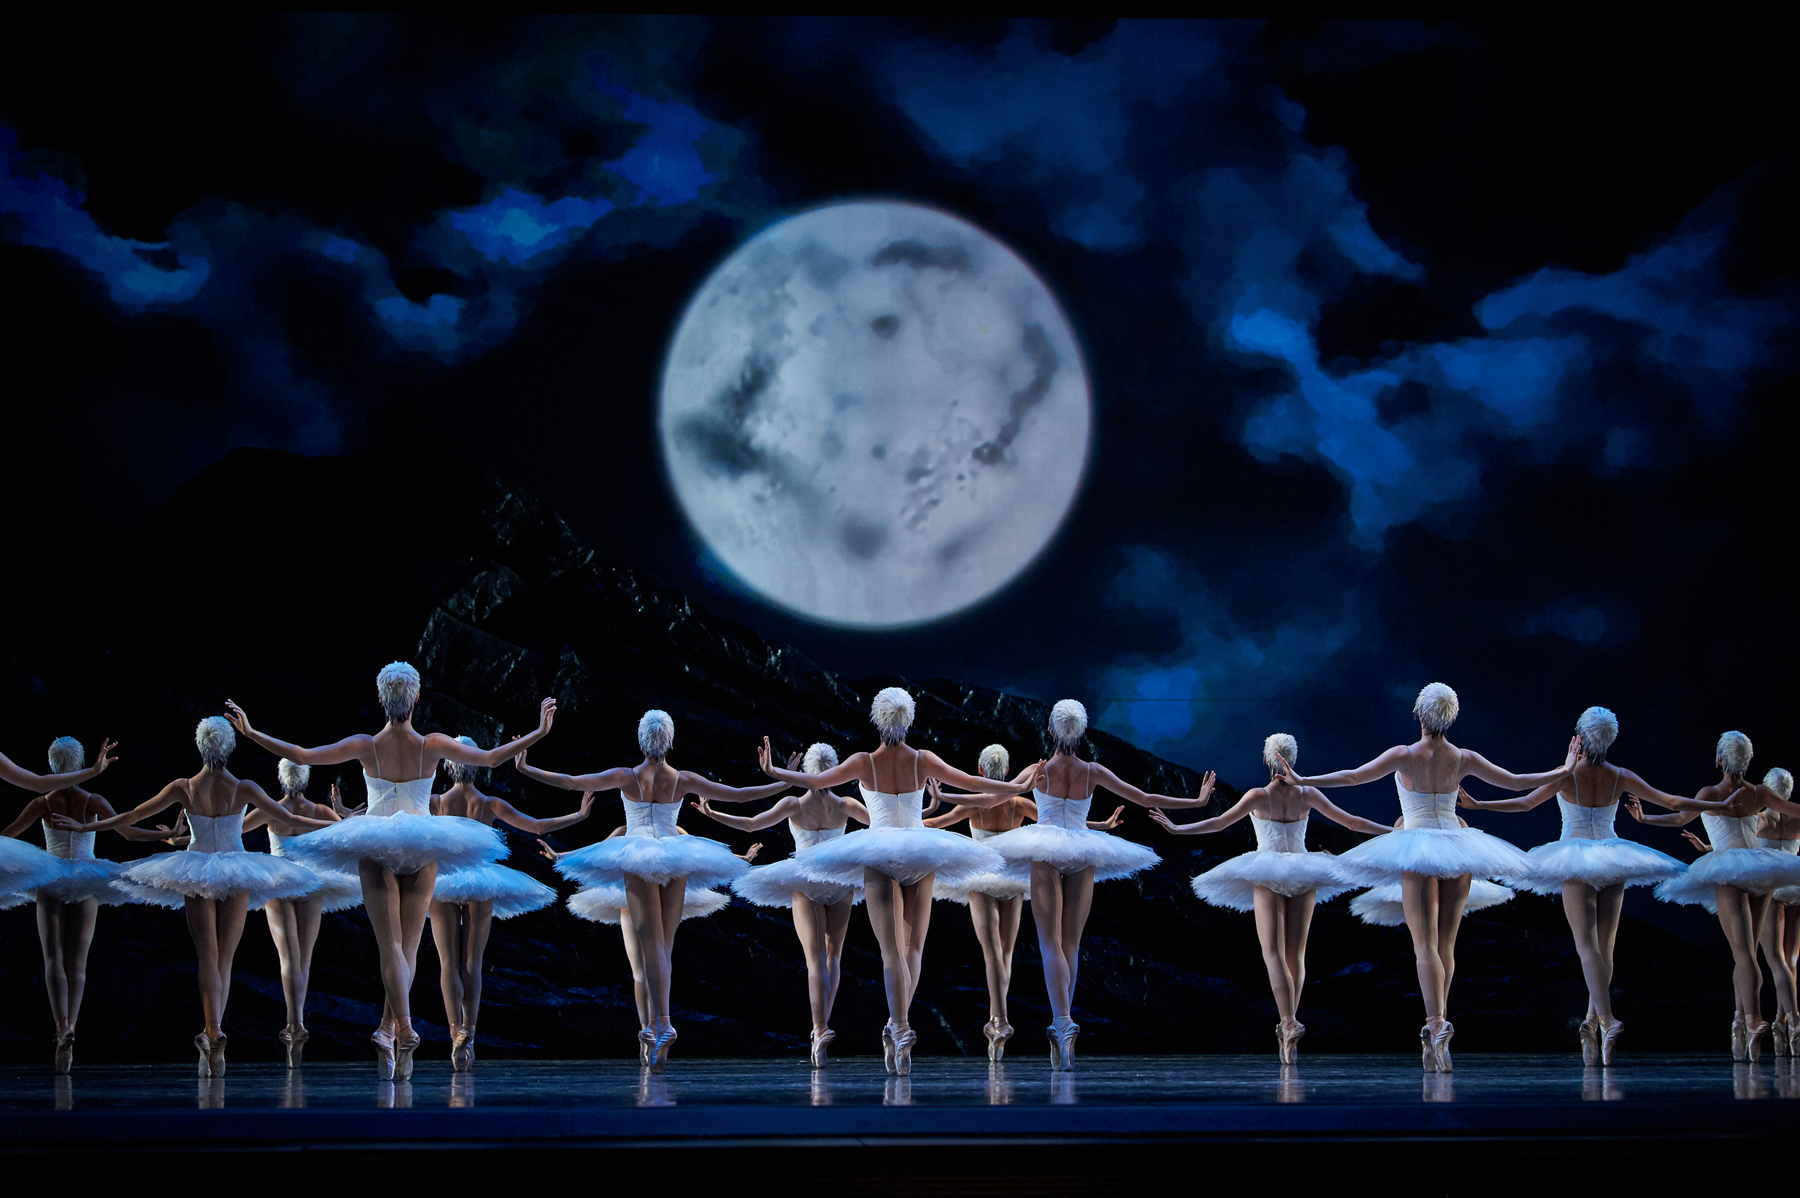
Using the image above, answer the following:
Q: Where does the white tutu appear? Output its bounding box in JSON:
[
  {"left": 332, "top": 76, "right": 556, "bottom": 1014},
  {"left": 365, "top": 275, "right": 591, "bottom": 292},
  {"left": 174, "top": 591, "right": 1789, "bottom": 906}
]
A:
[
  {"left": 0, "top": 838, "right": 61, "bottom": 892},
  {"left": 1334, "top": 827, "right": 1532, "bottom": 884},
  {"left": 281, "top": 812, "right": 505, "bottom": 876},
  {"left": 987, "top": 824, "right": 1160, "bottom": 883},
  {"left": 13, "top": 858, "right": 132, "bottom": 906},
  {"left": 1654, "top": 848, "right": 1800, "bottom": 911},
  {"left": 567, "top": 885, "right": 730, "bottom": 924},
  {"left": 732, "top": 858, "right": 860, "bottom": 908},
  {"left": 120, "top": 850, "right": 320, "bottom": 907},
  {"left": 433, "top": 863, "right": 557, "bottom": 919},
  {"left": 796, "top": 826, "right": 1005, "bottom": 888},
  {"left": 1774, "top": 886, "right": 1800, "bottom": 906},
  {"left": 554, "top": 834, "right": 747, "bottom": 891},
  {"left": 1350, "top": 879, "right": 1516, "bottom": 926},
  {"left": 935, "top": 871, "right": 1032, "bottom": 903},
  {"left": 1509, "top": 837, "right": 1686, "bottom": 895},
  {"left": 282, "top": 869, "right": 364, "bottom": 913},
  {"left": 1190, "top": 850, "right": 1352, "bottom": 911}
]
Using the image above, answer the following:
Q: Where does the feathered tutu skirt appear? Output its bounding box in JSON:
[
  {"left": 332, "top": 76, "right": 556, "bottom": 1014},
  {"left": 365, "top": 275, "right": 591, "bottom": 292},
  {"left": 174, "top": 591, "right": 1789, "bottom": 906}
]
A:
[
  {"left": 1334, "top": 827, "right": 1532, "bottom": 884},
  {"left": 1774, "top": 886, "right": 1800, "bottom": 906},
  {"left": 935, "top": 870, "right": 1031, "bottom": 903},
  {"left": 119, "top": 850, "right": 320, "bottom": 907},
  {"left": 733, "top": 858, "right": 861, "bottom": 908},
  {"left": 2, "top": 858, "right": 132, "bottom": 907},
  {"left": 796, "top": 826, "right": 1005, "bottom": 888},
  {"left": 281, "top": 813, "right": 505, "bottom": 877},
  {"left": 0, "top": 838, "right": 61, "bottom": 893},
  {"left": 1350, "top": 879, "right": 1516, "bottom": 926},
  {"left": 1654, "top": 848, "right": 1800, "bottom": 911},
  {"left": 1190, "top": 850, "right": 1351, "bottom": 912},
  {"left": 432, "top": 863, "right": 556, "bottom": 919},
  {"left": 1508, "top": 837, "right": 1686, "bottom": 895},
  {"left": 567, "top": 885, "right": 730, "bottom": 924},
  {"left": 985, "top": 825, "right": 1159, "bottom": 884},
  {"left": 553, "top": 834, "right": 747, "bottom": 891}
]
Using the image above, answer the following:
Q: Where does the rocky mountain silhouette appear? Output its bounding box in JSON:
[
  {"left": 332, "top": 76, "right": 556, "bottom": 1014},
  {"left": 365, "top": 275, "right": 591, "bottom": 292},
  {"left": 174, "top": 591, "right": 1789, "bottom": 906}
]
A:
[{"left": 1, "top": 449, "right": 1738, "bottom": 1063}]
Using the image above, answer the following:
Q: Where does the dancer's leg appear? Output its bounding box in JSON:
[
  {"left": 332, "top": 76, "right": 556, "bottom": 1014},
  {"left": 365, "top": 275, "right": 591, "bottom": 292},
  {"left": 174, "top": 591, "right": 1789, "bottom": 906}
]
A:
[
  {"left": 185, "top": 897, "right": 222, "bottom": 1035},
  {"left": 1032, "top": 862, "right": 1073, "bottom": 1019},
  {"left": 619, "top": 907, "right": 650, "bottom": 1027},
  {"left": 1285, "top": 892, "right": 1316, "bottom": 1020},
  {"left": 461, "top": 901, "right": 494, "bottom": 1036},
  {"left": 792, "top": 895, "right": 832, "bottom": 1032},
  {"left": 1595, "top": 883, "right": 1624, "bottom": 1007},
  {"left": 997, "top": 895, "right": 1024, "bottom": 1023},
  {"left": 1784, "top": 904, "right": 1800, "bottom": 1001},
  {"left": 1059, "top": 869, "right": 1095, "bottom": 1005},
  {"left": 969, "top": 892, "right": 1007, "bottom": 1025},
  {"left": 863, "top": 869, "right": 910, "bottom": 1028},
  {"left": 360, "top": 862, "right": 410, "bottom": 1033},
  {"left": 655, "top": 877, "right": 687, "bottom": 1024},
  {"left": 1434, "top": 874, "right": 1472, "bottom": 1011},
  {"left": 267, "top": 900, "right": 305, "bottom": 1031},
  {"left": 1561, "top": 881, "right": 1613, "bottom": 1023},
  {"left": 59, "top": 898, "right": 98, "bottom": 1034},
  {"left": 1761, "top": 902, "right": 1797, "bottom": 1023},
  {"left": 824, "top": 897, "right": 852, "bottom": 1023},
  {"left": 36, "top": 899, "right": 70, "bottom": 1034},
  {"left": 1716, "top": 885, "right": 1762, "bottom": 1021},
  {"left": 429, "top": 900, "right": 465, "bottom": 1035},
  {"left": 1252, "top": 886, "right": 1296, "bottom": 1022},
  {"left": 215, "top": 892, "right": 249, "bottom": 1022},
  {"left": 898, "top": 874, "right": 935, "bottom": 1011},
  {"left": 1400, "top": 873, "right": 1445, "bottom": 1020},
  {"left": 623, "top": 876, "right": 670, "bottom": 1027}
]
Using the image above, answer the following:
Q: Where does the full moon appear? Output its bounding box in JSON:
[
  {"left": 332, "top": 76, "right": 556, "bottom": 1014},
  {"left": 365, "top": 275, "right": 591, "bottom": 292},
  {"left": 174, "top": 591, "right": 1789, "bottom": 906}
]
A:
[{"left": 659, "top": 201, "right": 1091, "bottom": 628}]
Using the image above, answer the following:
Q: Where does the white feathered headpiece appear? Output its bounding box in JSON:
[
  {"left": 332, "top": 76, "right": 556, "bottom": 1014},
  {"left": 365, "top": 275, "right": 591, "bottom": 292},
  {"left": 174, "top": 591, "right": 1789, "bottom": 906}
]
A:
[
  {"left": 1414, "top": 683, "right": 1459, "bottom": 734},
  {"left": 196, "top": 716, "right": 236, "bottom": 766},
  {"left": 445, "top": 736, "right": 480, "bottom": 783},
  {"left": 278, "top": 759, "right": 311, "bottom": 795},
  {"left": 638, "top": 710, "right": 675, "bottom": 758},
  {"left": 1718, "top": 731, "right": 1753, "bottom": 777},
  {"left": 1576, "top": 707, "right": 1619, "bottom": 762},
  {"left": 1765, "top": 768, "right": 1794, "bottom": 802},
  {"left": 978, "top": 744, "right": 1011, "bottom": 781},
  {"left": 871, "top": 688, "right": 915, "bottom": 744},
  {"left": 1263, "top": 733, "right": 1298, "bottom": 772},
  {"left": 803, "top": 742, "right": 839, "bottom": 774},
  {"left": 47, "top": 737, "right": 84, "bottom": 774},
  {"left": 377, "top": 661, "right": 421, "bottom": 722},
  {"left": 1049, "top": 699, "right": 1089, "bottom": 750}
]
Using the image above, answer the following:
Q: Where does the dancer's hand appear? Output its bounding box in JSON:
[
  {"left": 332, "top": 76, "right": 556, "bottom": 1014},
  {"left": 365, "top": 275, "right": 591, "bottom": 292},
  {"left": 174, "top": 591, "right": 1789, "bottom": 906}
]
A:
[
  {"left": 1564, "top": 735, "right": 1581, "bottom": 771},
  {"left": 48, "top": 813, "right": 89, "bottom": 832},
  {"left": 1196, "top": 771, "right": 1217, "bottom": 806},
  {"left": 787, "top": 750, "right": 803, "bottom": 771},
  {"left": 577, "top": 791, "right": 596, "bottom": 819},
  {"left": 535, "top": 697, "right": 557, "bottom": 735},
  {"left": 535, "top": 837, "right": 560, "bottom": 862},
  {"left": 1095, "top": 805, "right": 1125, "bottom": 829},
  {"left": 740, "top": 843, "right": 763, "bottom": 863},
  {"left": 1456, "top": 788, "right": 1479, "bottom": 809},
  {"left": 922, "top": 778, "right": 942, "bottom": 816},
  {"left": 1146, "top": 807, "right": 1179, "bottom": 833},
  {"left": 757, "top": 737, "right": 776, "bottom": 777},
  {"left": 695, "top": 797, "right": 717, "bottom": 818},
  {"left": 1680, "top": 829, "right": 1712, "bottom": 854},
  {"left": 91, "top": 738, "right": 119, "bottom": 776},
  {"left": 1271, "top": 756, "right": 1301, "bottom": 785},
  {"left": 1624, "top": 796, "right": 1646, "bottom": 823},
  {"left": 223, "top": 701, "right": 253, "bottom": 737}
]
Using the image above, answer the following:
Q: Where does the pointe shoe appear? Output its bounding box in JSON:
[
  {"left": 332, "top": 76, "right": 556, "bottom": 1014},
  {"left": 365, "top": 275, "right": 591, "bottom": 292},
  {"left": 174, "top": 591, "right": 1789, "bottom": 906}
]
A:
[
  {"left": 371, "top": 1027, "right": 397, "bottom": 1080},
  {"left": 637, "top": 1027, "right": 656, "bottom": 1069},
  {"left": 394, "top": 1029, "right": 420, "bottom": 1082},
  {"left": 208, "top": 1033, "right": 228, "bottom": 1078},
  {"left": 1425, "top": 1017, "right": 1453, "bottom": 1073},
  {"left": 1731, "top": 1015, "right": 1749, "bottom": 1061},
  {"left": 1600, "top": 1019, "right": 1624, "bottom": 1067},
  {"left": 279, "top": 1025, "right": 309, "bottom": 1069},
  {"left": 1277, "top": 1019, "right": 1305, "bottom": 1064},
  {"left": 1772, "top": 1016, "right": 1790, "bottom": 1057},
  {"left": 1788, "top": 1019, "right": 1800, "bottom": 1059},
  {"left": 1747, "top": 1019, "right": 1770, "bottom": 1064},
  {"left": 809, "top": 1027, "right": 835, "bottom": 1069},
  {"left": 1578, "top": 1017, "right": 1600, "bottom": 1067},
  {"left": 1046, "top": 1021, "right": 1079, "bottom": 1072},
  {"left": 892, "top": 1025, "right": 917, "bottom": 1076},
  {"left": 1420, "top": 1022, "right": 1436, "bottom": 1072},
  {"left": 881, "top": 1021, "right": 899, "bottom": 1075},
  {"left": 651, "top": 1025, "right": 678, "bottom": 1074},
  {"left": 451, "top": 1031, "right": 475, "bottom": 1074},
  {"left": 195, "top": 1033, "right": 214, "bottom": 1079},
  {"left": 53, "top": 1032, "right": 74, "bottom": 1076},
  {"left": 983, "top": 1019, "right": 1014, "bottom": 1063}
]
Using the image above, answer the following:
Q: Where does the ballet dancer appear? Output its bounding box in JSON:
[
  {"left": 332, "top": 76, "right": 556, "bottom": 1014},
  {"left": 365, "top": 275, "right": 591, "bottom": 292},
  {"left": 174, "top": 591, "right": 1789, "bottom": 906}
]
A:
[
  {"left": 1632, "top": 733, "right": 1800, "bottom": 1060},
  {"left": 554, "top": 833, "right": 757, "bottom": 1065},
  {"left": 1753, "top": 770, "right": 1800, "bottom": 1054},
  {"left": 223, "top": 663, "right": 558, "bottom": 1078},
  {"left": 53, "top": 718, "right": 325, "bottom": 1076},
  {"left": 429, "top": 737, "right": 593, "bottom": 1072},
  {"left": 238, "top": 762, "right": 360, "bottom": 1067},
  {"left": 514, "top": 709, "right": 790, "bottom": 1070},
  {"left": 1272, "top": 683, "right": 1572, "bottom": 1071},
  {"left": 924, "top": 744, "right": 1118, "bottom": 1061},
  {"left": 692, "top": 742, "right": 870, "bottom": 1066},
  {"left": 1148, "top": 732, "right": 1390, "bottom": 1062},
  {"left": 1456, "top": 707, "right": 1688, "bottom": 1065},
  {"left": 0, "top": 738, "right": 119, "bottom": 899},
  {"left": 755, "top": 688, "right": 1037, "bottom": 1074},
  {"left": 2, "top": 737, "right": 170, "bottom": 1072}
]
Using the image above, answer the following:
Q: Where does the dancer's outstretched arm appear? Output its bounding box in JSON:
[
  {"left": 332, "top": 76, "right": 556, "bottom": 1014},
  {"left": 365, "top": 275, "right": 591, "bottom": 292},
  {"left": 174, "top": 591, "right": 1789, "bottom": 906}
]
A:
[
  {"left": 1619, "top": 770, "right": 1727, "bottom": 811},
  {"left": 693, "top": 795, "right": 805, "bottom": 832},
  {"left": 678, "top": 772, "right": 792, "bottom": 805},
  {"left": 513, "top": 749, "right": 638, "bottom": 792},
  {"left": 755, "top": 737, "right": 1043, "bottom": 805},
  {"left": 54, "top": 780, "right": 188, "bottom": 832},
  {"left": 1276, "top": 747, "right": 1408, "bottom": 789},
  {"left": 1625, "top": 796, "right": 1701, "bottom": 828},
  {"left": 1091, "top": 764, "right": 1215, "bottom": 809},
  {"left": 0, "top": 741, "right": 118, "bottom": 794},
  {"left": 1147, "top": 789, "right": 1260, "bottom": 835},
  {"left": 1460, "top": 736, "right": 1581, "bottom": 791},
  {"left": 227, "top": 699, "right": 555, "bottom": 770},
  {"left": 1680, "top": 829, "right": 1713, "bottom": 854},
  {"left": 1727, "top": 779, "right": 1800, "bottom": 819},
  {"left": 1459, "top": 780, "right": 1560, "bottom": 813},
  {"left": 1307, "top": 789, "right": 1395, "bottom": 836},
  {"left": 487, "top": 789, "right": 596, "bottom": 835}
]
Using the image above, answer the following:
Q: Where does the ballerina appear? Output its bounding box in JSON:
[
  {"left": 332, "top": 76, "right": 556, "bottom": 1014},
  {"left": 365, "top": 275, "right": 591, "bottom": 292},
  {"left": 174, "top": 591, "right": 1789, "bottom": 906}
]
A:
[
  {"left": 52, "top": 718, "right": 326, "bottom": 1076},
  {"left": 973, "top": 700, "right": 1210, "bottom": 1070},
  {"left": 1753, "top": 770, "right": 1800, "bottom": 1055},
  {"left": 923, "top": 744, "right": 1117, "bottom": 1061},
  {"left": 691, "top": 742, "right": 870, "bottom": 1067},
  {"left": 1631, "top": 733, "right": 1800, "bottom": 1060},
  {"left": 429, "top": 737, "right": 594, "bottom": 1072},
  {"left": 1272, "top": 683, "right": 1572, "bottom": 1071},
  {"left": 0, "top": 737, "right": 119, "bottom": 901},
  {"left": 514, "top": 709, "right": 790, "bottom": 1071},
  {"left": 237, "top": 761, "right": 360, "bottom": 1067},
  {"left": 1148, "top": 732, "right": 1390, "bottom": 1062},
  {"left": 223, "top": 663, "right": 557, "bottom": 1079},
  {"left": 1455, "top": 707, "right": 1689, "bottom": 1065},
  {"left": 2, "top": 736, "right": 167, "bottom": 1073},
  {"left": 755, "top": 688, "right": 1037, "bottom": 1075}
]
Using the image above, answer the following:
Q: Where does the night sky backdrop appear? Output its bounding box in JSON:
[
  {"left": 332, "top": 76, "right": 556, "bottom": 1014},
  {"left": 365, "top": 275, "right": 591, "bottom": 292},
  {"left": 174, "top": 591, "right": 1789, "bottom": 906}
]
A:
[{"left": 2, "top": 17, "right": 1794, "bottom": 859}]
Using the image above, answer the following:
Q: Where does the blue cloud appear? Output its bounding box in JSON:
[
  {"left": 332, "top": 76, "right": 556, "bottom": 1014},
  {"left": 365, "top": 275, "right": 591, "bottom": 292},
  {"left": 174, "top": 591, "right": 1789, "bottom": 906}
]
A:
[
  {"left": 603, "top": 89, "right": 717, "bottom": 207},
  {"left": 448, "top": 187, "right": 616, "bottom": 265}
]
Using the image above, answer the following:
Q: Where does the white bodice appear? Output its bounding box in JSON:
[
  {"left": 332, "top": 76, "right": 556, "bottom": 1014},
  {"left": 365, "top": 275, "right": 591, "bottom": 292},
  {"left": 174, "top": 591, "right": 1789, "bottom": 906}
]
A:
[
  {"left": 187, "top": 811, "right": 246, "bottom": 854},
  {"left": 1251, "top": 816, "right": 1308, "bottom": 853},
  {"left": 1397, "top": 784, "right": 1459, "bottom": 830},
  {"left": 1759, "top": 837, "right": 1800, "bottom": 855},
  {"left": 1703, "top": 812, "right": 1759, "bottom": 851},
  {"left": 624, "top": 799, "right": 680, "bottom": 838},
  {"left": 970, "top": 825, "right": 1000, "bottom": 842},
  {"left": 1557, "top": 799, "right": 1619, "bottom": 841},
  {"left": 790, "top": 820, "right": 846, "bottom": 851},
  {"left": 1032, "top": 789, "right": 1094, "bottom": 830},
  {"left": 40, "top": 820, "right": 95, "bottom": 860},
  {"left": 364, "top": 773, "right": 432, "bottom": 818},
  {"left": 860, "top": 786, "right": 926, "bottom": 830},
  {"left": 268, "top": 826, "right": 290, "bottom": 856}
]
